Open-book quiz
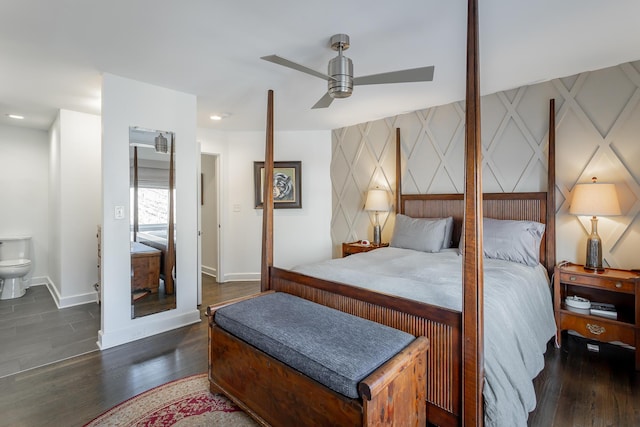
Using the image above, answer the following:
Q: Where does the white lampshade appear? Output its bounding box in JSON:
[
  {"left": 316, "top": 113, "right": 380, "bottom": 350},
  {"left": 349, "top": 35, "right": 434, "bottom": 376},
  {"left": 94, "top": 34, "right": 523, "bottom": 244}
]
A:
[
  {"left": 569, "top": 181, "right": 621, "bottom": 216},
  {"left": 364, "top": 188, "right": 389, "bottom": 212}
]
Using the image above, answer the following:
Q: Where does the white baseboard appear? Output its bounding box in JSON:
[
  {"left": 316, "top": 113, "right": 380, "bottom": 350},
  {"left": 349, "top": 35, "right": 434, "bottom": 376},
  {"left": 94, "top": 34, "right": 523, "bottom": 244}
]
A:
[
  {"left": 201, "top": 265, "right": 217, "bottom": 277},
  {"left": 28, "top": 276, "right": 49, "bottom": 287},
  {"left": 97, "top": 309, "right": 201, "bottom": 350},
  {"left": 43, "top": 276, "right": 99, "bottom": 309},
  {"left": 222, "top": 272, "right": 260, "bottom": 282}
]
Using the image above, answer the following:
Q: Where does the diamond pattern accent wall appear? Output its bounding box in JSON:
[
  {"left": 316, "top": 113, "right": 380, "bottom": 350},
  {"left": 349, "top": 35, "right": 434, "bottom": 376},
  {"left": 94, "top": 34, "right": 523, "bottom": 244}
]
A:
[{"left": 332, "top": 60, "right": 640, "bottom": 269}]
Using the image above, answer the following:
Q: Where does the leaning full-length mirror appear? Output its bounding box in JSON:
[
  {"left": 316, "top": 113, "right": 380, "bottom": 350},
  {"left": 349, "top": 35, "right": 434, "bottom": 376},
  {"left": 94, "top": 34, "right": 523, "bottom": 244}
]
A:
[{"left": 129, "top": 127, "right": 177, "bottom": 318}]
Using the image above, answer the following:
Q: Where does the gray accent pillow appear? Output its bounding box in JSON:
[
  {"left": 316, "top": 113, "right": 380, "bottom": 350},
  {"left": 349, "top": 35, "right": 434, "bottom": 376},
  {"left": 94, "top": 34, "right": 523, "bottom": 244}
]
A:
[
  {"left": 483, "top": 218, "right": 545, "bottom": 267},
  {"left": 390, "top": 214, "right": 448, "bottom": 252}
]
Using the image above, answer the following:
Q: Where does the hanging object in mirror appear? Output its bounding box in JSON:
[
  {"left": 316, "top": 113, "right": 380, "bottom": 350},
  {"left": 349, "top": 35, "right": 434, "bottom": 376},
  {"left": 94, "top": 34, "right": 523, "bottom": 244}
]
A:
[{"left": 155, "top": 132, "right": 168, "bottom": 153}]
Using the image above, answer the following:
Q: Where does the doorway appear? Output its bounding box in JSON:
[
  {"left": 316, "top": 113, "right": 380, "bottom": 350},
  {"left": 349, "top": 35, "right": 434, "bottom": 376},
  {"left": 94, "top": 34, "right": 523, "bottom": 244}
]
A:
[{"left": 200, "top": 153, "right": 220, "bottom": 285}]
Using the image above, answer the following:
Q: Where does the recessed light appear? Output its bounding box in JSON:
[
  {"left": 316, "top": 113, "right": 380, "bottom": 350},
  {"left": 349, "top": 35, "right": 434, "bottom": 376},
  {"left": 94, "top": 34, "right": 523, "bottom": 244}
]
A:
[
  {"left": 7, "top": 114, "right": 24, "bottom": 120},
  {"left": 210, "top": 113, "right": 230, "bottom": 121}
]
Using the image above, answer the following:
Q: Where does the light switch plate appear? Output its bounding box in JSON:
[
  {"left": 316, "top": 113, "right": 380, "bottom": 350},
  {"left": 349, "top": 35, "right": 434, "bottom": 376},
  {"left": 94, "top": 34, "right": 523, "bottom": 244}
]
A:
[{"left": 114, "top": 205, "right": 125, "bottom": 219}]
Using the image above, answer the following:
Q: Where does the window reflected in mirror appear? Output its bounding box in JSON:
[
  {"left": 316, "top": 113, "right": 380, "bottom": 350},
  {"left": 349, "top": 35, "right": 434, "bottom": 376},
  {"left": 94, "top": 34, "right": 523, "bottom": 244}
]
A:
[{"left": 129, "top": 127, "right": 177, "bottom": 318}]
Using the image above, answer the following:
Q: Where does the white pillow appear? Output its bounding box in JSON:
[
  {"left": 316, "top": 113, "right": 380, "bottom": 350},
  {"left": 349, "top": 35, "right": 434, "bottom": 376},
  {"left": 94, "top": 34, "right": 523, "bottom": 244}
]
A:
[
  {"left": 483, "top": 218, "right": 545, "bottom": 267},
  {"left": 390, "top": 214, "right": 448, "bottom": 253}
]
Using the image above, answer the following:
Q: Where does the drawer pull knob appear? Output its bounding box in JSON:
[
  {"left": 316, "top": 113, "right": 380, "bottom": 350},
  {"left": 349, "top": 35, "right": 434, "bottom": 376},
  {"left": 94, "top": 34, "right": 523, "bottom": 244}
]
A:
[
  {"left": 586, "top": 323, "right": 605, "bottom": 335},
  {"left": 615, "top": 282, "right": 622, "bottom": 288},
  {"left": 569, "top": 275, "right": 577, "bottom": 281}
]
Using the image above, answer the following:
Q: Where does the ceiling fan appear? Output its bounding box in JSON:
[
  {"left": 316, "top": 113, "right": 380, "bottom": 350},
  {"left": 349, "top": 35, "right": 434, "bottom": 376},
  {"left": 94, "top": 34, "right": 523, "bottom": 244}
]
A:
[{"left": 261, "top": 34, "right": 435, "bottom": 109}]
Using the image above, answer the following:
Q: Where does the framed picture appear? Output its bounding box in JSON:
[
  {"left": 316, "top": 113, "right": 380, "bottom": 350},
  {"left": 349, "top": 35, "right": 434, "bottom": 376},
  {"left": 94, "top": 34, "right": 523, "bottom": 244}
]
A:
[{"left": 254, "top": 161, "right": 302, "bottom": 209}]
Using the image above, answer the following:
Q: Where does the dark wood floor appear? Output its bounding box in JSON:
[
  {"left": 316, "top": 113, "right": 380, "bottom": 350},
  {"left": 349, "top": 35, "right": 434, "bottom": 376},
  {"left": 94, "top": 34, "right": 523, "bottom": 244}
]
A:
[
  {"left": 0, "top": 276, "right": 260, "bottom": 427},
  {"left": 528, "top": 333, "right": 640, "bottom": 426},
  {"left": 1, "top": 276, "right": 638, "bottom": 426},
  {"left": 132, "top": 278, "right": 176, "bottom": 318}
]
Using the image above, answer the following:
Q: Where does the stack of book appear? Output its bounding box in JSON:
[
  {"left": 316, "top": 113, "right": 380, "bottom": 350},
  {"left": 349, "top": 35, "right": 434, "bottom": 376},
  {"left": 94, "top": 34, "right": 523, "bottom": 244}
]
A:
[{"left": 589, "top": 302, "right": 617, "bottom": 319}]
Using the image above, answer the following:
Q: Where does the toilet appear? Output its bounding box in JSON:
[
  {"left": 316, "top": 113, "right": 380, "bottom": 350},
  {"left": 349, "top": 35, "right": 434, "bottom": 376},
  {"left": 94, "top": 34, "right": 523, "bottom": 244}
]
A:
[{"left": 0, "top": 236, "right": 32, "bottom": 300}]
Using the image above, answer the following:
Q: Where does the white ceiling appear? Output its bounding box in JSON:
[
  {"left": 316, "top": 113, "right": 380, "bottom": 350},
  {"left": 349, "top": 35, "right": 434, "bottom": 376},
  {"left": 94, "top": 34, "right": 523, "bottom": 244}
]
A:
[{"left": 2, "top": 0, "right": 640, "bottom": 132}]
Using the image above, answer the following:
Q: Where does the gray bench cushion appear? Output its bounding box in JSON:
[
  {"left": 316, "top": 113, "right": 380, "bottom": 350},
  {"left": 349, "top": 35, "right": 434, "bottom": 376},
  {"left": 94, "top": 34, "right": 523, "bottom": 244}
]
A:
[{"left": 214, "top": 292, "right": 415, "bottom": 399}]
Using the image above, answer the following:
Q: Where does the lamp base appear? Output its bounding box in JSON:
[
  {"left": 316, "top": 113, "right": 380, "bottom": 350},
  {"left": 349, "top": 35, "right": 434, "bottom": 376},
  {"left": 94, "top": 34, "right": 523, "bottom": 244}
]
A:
[
  {"left": 584, "top": 218, "right": 603, "bottom": 271},
  {"left": 372, "top": 224, "right": 381, "bottom": 246}
]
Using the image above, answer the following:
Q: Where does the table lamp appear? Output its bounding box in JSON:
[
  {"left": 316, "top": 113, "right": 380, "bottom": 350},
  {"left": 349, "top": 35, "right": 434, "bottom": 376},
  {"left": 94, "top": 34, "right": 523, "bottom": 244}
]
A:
[
  {"left": 364, "top": 188, "right": 389, "bottom": 246},
  {"left": 569, "top": 177, "right": 621, "bottom": 271}
]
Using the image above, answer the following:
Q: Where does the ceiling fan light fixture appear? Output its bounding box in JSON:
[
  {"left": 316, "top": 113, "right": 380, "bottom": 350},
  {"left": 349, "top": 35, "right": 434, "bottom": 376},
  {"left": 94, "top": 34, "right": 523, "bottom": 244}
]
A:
[
  {"left": 327, "top": 55, "right": 353, "bottom": 99},
  {"left": 261, "top": 32, "right": 434, "bottom": 109}
]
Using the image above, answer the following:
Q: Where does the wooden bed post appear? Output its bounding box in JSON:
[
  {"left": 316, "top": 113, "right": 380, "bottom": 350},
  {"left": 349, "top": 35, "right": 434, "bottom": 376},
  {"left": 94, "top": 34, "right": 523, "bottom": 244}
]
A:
[
  {"left": 165, "top": 133, "right": 176, "bottom": 295},
  {"left": 462, "top": 0, "right": 484, "bottom": 425},
  {"left": 546, "top": 99, "right": 557, "bottom": 277},
  {"left": 261, "top": 90, "right": 275, "bottom": 292},
  {"left": 395, "top": 128, "right": 402, "bottom": 215}
]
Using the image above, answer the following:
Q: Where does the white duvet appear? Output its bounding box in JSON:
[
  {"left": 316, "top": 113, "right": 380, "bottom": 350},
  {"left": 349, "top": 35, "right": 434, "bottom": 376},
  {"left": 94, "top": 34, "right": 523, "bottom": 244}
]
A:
[{"left": 292, "top": 247, "right": 556, "bottom": 427}]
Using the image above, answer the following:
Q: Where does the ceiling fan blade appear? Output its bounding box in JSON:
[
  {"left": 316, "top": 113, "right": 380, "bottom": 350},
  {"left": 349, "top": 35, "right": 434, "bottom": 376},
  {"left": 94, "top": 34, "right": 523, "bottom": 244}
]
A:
[
  {"left": 353, "top": 66, "right": 434, "bottom": 86},
  {"left": 312, "top": 92, "right": 334, "bottom": 109},
  {"left": 261, "top": 55, "right": 336, "bottom": 81}
]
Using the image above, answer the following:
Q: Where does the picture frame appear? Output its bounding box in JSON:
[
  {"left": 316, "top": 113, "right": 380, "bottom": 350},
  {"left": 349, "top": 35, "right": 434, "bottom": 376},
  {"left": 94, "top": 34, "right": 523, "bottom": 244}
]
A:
[{"left": 254, "top": 161, "right": 302, "bottom": 209}]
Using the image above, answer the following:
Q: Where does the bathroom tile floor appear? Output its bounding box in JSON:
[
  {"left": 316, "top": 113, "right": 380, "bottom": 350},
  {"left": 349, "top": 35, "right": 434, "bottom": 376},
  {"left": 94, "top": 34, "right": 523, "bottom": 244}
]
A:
[{"left": 0, "top": 285, "right": 100, "bottom": 378}]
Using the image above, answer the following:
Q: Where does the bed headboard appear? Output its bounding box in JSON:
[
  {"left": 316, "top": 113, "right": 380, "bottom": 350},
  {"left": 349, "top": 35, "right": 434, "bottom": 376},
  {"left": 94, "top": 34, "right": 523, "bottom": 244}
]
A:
[{"left": 399, "top": 192, "right": 553, "bottom": 273}]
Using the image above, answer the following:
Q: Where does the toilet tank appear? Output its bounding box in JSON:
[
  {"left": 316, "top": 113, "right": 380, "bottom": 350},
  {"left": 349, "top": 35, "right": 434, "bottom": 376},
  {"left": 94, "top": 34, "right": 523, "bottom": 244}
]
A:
[{"left": 0, "top": 236, "right": 32, "bottom": 261}]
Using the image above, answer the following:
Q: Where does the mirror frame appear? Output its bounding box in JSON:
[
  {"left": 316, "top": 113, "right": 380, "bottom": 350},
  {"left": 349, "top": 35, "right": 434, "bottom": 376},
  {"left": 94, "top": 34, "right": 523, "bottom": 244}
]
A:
[{"left": 129, "top": 127, "right": 177, "bottom": 318}]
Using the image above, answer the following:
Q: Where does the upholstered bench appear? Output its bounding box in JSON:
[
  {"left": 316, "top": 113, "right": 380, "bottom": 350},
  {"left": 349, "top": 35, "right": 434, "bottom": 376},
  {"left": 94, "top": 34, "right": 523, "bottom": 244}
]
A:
[{"left": 207, "top": 291, "right": 428, "bottom": 426}]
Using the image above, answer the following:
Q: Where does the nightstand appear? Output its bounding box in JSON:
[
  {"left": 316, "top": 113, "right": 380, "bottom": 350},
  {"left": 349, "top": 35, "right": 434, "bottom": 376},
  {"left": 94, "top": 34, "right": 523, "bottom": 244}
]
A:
[
  {"left": 554, "top": 262, "right": 640, "bottom": 370},
  {"left": 342, "top": 241, "right": 389, "bottom": 257}
]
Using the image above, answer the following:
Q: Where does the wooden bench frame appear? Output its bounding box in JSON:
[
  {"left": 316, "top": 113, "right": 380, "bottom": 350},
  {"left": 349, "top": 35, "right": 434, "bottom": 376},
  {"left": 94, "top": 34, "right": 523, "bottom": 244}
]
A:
[{"left": 208, "top": 292, "right": 429, "bottom": 427}]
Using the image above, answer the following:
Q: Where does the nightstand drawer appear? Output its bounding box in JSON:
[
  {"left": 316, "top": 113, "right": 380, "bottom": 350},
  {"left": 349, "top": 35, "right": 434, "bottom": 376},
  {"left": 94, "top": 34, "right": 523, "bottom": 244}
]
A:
[
  {"left": 559, "top": 312, "right": 635, "bottom": 345},
  {"left": 559, "top": 272, "right": 635, "bottom": 293}
]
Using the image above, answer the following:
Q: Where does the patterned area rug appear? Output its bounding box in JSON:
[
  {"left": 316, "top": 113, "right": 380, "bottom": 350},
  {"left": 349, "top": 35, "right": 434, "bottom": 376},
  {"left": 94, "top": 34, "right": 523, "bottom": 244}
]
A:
[{"left": 84, "top": 373, "right": 258, "bottom": 427}]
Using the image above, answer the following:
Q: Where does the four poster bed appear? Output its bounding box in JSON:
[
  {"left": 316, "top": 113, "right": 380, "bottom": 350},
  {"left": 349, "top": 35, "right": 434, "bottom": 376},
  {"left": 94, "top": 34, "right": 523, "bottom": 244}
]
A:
[
  {"left": 261, "top": 120, "right": 557, "bottom": 425},
  {"left": 254, "top": 2, "right": 556, "bottom": 426}
]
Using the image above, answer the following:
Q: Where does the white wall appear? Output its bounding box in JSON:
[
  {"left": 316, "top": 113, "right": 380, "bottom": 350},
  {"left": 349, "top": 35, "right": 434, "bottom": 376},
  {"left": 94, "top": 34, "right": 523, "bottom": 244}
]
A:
[
  {"left": 48, "top": 117, "right": 61, "bottom": 290},
  {"left": 332, "top": 60, "right": 640, "bottom": 269},
  {"left": 100, "top": 73, "right": 199, "bottom": 349},
  {"left": 270, "top": 131, "right": 332, "bottom": 269},
  {"left": 47, "top": 110, "right": 101, "bottom": 307},
  {"left": 198, "top": 128, "right": 332, "bottom": 281},
  {"left": 0, "top": 124, "right": 49, "bottom": 284}
]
